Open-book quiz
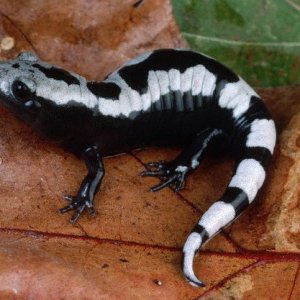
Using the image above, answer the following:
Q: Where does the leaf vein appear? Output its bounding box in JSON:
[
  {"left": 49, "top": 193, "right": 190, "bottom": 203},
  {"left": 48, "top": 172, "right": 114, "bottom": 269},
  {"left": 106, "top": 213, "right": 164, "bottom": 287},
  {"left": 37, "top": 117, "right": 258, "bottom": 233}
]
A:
[{"left": 183, "top": 32, "right": 300, "bottom": 47}]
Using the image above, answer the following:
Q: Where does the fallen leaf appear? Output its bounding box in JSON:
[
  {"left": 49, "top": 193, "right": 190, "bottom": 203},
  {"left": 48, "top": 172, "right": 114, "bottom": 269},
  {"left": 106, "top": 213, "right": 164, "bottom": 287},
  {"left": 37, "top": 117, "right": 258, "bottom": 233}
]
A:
[{"left": 0, "top": 1, "right": 299, "bottom": 299}]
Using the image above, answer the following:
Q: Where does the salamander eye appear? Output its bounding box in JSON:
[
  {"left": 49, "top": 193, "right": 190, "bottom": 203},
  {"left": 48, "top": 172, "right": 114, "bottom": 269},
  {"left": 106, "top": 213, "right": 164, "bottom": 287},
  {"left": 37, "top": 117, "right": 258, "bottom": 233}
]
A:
[{"left": 11, "top": 80, "right": 32, "bottom": 101}]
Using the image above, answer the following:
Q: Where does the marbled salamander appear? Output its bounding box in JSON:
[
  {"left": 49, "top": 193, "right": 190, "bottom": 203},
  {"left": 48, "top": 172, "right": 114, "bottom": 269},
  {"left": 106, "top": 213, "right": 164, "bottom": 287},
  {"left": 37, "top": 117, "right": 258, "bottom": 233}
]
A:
[{"left": 0, "top": 49, "right": 276, "bottom": 287}]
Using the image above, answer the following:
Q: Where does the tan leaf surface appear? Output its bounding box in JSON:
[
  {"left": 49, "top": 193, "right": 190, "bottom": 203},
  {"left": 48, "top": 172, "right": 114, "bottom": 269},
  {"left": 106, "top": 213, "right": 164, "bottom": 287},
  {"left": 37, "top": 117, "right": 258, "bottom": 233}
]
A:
[{"left": 0, "top": 1, "right": 299, "bottom": 299}]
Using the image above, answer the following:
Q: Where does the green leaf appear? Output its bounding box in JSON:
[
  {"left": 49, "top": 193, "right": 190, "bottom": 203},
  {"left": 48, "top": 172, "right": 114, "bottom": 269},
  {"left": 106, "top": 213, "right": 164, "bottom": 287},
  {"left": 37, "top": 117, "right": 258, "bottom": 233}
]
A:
[{"left": 172, "top": 0, "right": 300, "bottom": 87}]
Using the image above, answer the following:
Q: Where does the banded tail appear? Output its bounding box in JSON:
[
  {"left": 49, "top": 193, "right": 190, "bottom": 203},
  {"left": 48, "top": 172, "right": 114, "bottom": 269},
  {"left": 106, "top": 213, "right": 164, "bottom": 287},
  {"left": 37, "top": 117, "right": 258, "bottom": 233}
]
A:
[{"left": 182, "top": 117, "right": 276, "bottom": 287}]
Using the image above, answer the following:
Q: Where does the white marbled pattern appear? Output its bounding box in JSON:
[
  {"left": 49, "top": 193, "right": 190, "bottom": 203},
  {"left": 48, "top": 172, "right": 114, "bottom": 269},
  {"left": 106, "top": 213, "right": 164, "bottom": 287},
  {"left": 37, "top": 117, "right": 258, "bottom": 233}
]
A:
[
  {"left": 198, "top": 201, "right": 236, "bottom": 237},
  {"left": 89, "top": 63, "right": 218, "bottom": 117},
  {"left": 229, "top": 159, "right": 266, "bottom": 202},
  {"left": 168, "top": 68, "right": 181, "bottom": 91},
  {"left": 156, "top": 70, "right": 170, "bottom": 96},
  {"left": 202, "top": 68, "right": 216, "bottom": 96},
  {"left": 191, "top": 65, "right": 206, "bottom": 96},
  {"left": 182, "top": 232, "right": 204, "bottom": 286},
  {"left": 180, "top": 67, "right": 193, "bottom": 93},
  {"left": 191, "top": 129, "right": 222, "bottom": 169},
  {"left": 246, "top": 119, "right": 276, "bottom": 154},
  {"left": 219, "top": 78, "right": 258, "bottom": 119}
]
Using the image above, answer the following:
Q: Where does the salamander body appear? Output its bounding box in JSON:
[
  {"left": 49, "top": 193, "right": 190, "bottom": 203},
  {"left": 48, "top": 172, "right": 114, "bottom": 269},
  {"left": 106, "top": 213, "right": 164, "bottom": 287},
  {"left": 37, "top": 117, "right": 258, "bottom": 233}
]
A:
[{"left": 0, "top": 49, "right": 276, "bottom": 286}]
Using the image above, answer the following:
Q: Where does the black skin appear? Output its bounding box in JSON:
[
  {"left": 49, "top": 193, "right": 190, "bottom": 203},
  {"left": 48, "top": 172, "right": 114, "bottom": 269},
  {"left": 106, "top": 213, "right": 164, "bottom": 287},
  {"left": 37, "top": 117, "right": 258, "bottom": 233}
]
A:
[
  {"left": 13, "top": 97, "right": 227, "bottom": 223},
  {"left": 27, "top": 99, "right": 230, "bottom": 223},
  {"left": 30, "top": 96, "right": 271, "bottom": 224},
  {"left": 141, "top": 128, "right": 222, "bottom": 192},
  {"left": 58, "top": 126, "right": 222, "bottom": 223},
  {"left": 27, "top": 87, "right": 237, "bottom": 224},
  {"left": 1, "top": 50, "right": 269, "bottom": 224},
  {"left": 59, "top": 146, "right": 104, "bottom": 224}
]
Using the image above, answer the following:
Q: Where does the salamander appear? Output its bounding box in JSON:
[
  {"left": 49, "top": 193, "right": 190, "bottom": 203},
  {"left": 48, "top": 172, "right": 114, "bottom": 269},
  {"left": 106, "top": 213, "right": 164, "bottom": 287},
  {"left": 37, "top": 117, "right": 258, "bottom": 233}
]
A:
[{"left": 0, "top": 49, "right": 276, "bottom": 287}]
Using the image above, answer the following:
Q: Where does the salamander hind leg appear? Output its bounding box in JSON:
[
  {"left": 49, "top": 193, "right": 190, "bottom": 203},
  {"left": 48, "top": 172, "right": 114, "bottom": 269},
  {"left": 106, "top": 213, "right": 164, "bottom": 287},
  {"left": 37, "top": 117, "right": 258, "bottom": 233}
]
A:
[
  {"left": 141, "top": 160, "right": 190, "bottom": 192},
  {"left": 141, "top": 128, "right": 223, "bottom": 192}
]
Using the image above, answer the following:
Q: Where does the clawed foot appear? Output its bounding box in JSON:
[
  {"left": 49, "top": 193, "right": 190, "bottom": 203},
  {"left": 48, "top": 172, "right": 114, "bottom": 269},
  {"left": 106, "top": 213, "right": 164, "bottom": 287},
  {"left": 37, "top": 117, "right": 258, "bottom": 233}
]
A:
[
  {"left": 59, "top": 195, "right": 96, "bottom": 224},
  {"left": 141, "top": 160, "right": 189, "bottom": 192}
]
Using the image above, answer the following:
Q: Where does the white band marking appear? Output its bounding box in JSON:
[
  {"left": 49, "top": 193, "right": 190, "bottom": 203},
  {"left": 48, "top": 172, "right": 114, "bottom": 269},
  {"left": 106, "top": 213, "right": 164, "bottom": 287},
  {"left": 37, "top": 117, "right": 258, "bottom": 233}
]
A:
[{"left": 229, "top": 159, "right": 266, "bottom": 202}]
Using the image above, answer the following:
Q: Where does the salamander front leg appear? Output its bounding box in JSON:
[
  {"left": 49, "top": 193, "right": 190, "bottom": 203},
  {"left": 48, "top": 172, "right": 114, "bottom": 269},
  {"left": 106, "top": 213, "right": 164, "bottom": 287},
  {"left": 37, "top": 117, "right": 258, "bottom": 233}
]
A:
[
  {"left": 59, "top": 146, "right": 105, "bottom": 224},
  {"left": 141, "top": 128, "right": 223, "bottom": 192}
]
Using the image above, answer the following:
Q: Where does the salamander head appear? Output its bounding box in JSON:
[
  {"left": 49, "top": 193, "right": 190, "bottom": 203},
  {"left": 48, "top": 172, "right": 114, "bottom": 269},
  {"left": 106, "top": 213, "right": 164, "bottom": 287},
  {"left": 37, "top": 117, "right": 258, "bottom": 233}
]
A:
[
  {"left": 0, "top": 52, "right": 85, "bottom": 128},
  {"left": 0, "top": 52, "right": 41, "bottom": 123}
]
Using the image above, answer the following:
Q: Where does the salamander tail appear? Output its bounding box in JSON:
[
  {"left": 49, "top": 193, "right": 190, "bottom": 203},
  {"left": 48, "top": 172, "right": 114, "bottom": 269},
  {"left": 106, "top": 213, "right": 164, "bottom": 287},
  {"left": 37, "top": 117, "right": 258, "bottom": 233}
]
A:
[
  {"left": 181, "top": 116, "right": 276, "bottom": 287},
  {"left": 182, "top": 228, "right": 208, "bottom": 287}
]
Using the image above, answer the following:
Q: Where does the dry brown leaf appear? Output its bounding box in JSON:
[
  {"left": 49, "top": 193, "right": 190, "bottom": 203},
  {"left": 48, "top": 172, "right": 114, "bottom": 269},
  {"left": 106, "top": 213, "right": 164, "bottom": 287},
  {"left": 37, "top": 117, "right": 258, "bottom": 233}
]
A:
[{"left": 0, "top": 1, "right": 299, "bottom": 299}]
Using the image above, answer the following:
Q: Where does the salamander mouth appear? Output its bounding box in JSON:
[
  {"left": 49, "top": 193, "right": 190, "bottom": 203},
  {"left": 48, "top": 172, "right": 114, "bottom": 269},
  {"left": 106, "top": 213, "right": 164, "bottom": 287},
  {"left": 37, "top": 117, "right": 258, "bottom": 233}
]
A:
[
  {"left": 0, "top": 91, "right": 40, "bottom": 124},
  {"left": 0, "top": 91, "right": 19, "bottom": 110}
]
